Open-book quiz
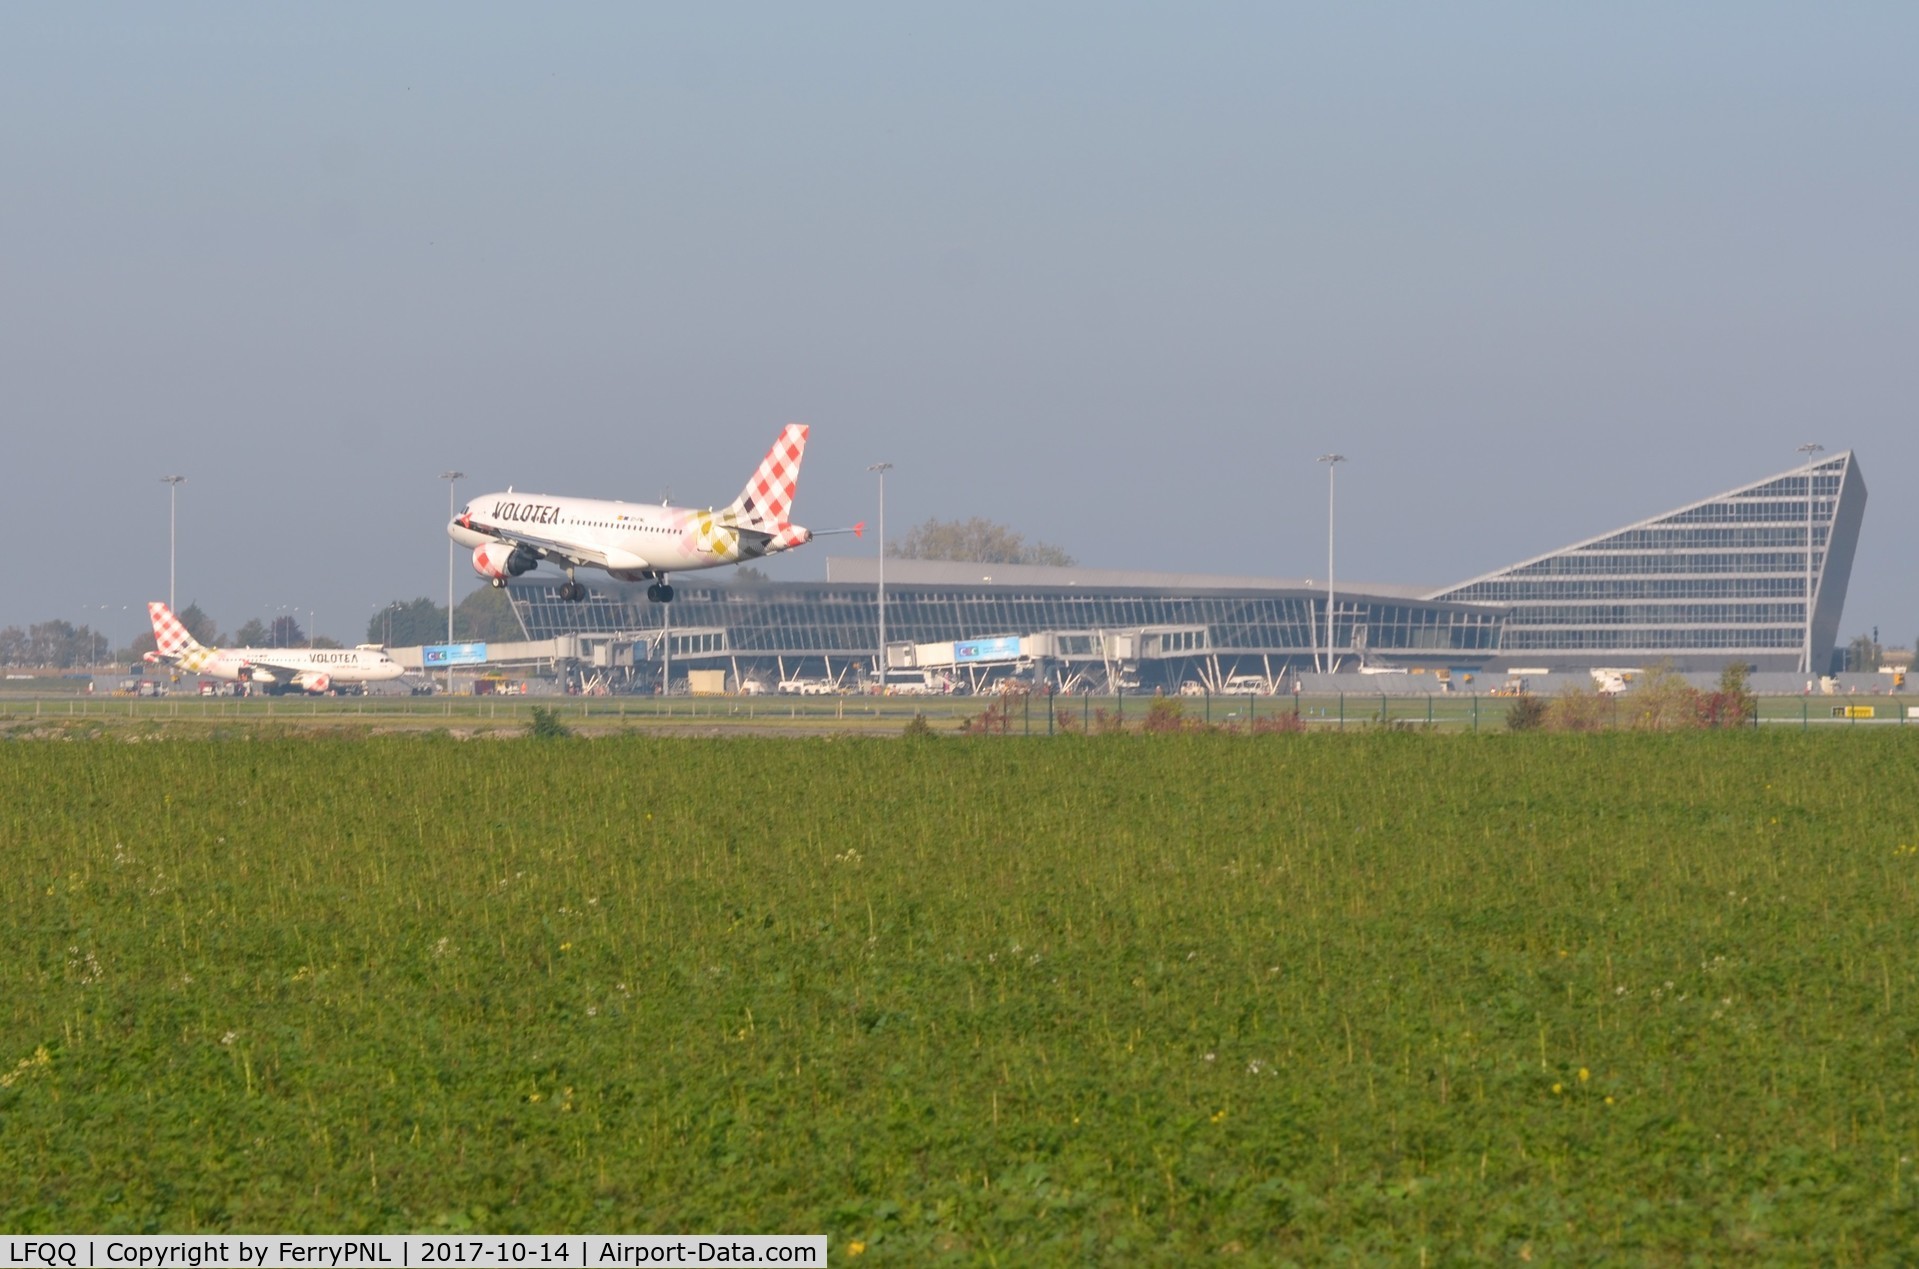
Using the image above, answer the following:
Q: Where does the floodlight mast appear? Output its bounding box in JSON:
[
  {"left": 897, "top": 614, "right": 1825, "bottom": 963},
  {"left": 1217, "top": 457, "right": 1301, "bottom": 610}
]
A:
[
  {"left": 443, "top": 471, "right": 465, "bottom": 693},
  {"left": 1796, "top": 443, "right": 1823, "bottom": 677},
  {"left": 868, "top": 463, "right": 893, "bottom": 682},
  {"left": 160, "top": 475, "right": 186, "bottom": 612},
  {"left": 1318, "top": 454, "right": 1345, "bottom": 674}
]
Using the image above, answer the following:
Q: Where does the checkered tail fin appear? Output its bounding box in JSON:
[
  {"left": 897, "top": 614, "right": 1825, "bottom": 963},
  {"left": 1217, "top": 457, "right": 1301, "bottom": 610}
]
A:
[
  {"left": 723, "top": 424, "right": 808, "bottom": 529},
  {"left": 148, "top": 602, "right": 204, "bottom": 657}
]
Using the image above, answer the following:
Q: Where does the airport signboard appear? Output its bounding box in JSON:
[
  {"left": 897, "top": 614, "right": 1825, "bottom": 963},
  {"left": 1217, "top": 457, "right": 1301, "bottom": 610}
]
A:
[
  {"left": 953, "top": 635, "right": 1022, "bottom": 663},
  {"left": 424, "top": 642, "right": 489, "bottom": 667}
]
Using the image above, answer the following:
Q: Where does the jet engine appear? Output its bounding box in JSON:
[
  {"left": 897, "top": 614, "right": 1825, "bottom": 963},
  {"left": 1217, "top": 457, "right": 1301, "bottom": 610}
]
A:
[
  {"left": 473, "top": 541, "right": 537, "bottom": 580},
  {"left": 294, "top": 672, "right": 331, "bottom": 695}
]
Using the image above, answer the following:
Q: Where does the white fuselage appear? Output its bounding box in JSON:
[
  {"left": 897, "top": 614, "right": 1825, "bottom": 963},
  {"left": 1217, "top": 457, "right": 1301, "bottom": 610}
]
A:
[
  {"left": 190, "top": 645, "right": 406, "bottom": 688},
  {"left": 450, "top": 493, "right": 807, "bottom": 581},
  {"left": 449, "top": 425, "right": 817, "bottom": 594}
]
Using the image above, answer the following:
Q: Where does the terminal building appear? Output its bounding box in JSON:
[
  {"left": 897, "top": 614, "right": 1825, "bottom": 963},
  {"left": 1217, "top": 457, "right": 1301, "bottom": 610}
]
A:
[
  {"left": 1428, "top": 450, "right": 1865, "bottom": 673},
  {"left": 506, "top": 565, "right": 1505, "bottom": 693},
  {"left": 493, "top": 450, "right": 1866, "bottom": 690}
]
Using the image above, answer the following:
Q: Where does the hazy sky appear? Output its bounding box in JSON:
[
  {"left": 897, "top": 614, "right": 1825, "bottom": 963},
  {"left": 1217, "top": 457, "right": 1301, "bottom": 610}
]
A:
[{"left": 5, "top": 5, "right": 1914, "bottom": 648}]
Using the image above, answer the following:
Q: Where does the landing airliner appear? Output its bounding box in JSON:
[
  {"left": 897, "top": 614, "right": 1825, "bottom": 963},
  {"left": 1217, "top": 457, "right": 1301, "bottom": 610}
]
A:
[
  {"left": 146, "top": 603, "right": 407, "bottom": 694},
  {"left": 447, "top": 424, "right": 855, "bottom": 602}
]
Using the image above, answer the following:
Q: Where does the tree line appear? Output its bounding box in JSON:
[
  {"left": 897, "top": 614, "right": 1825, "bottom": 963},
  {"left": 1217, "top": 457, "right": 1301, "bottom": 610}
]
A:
[
  {"left": 888, "top": 517, "right": 1076, "bottom": 567},
  {"left": 0, "top": 588, "right": 523, "bottom": 669}
]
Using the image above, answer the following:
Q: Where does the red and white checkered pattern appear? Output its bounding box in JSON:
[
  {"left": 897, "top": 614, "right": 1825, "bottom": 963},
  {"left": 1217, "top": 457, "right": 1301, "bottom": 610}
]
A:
[
  {"left": 724, "top": 424, "right": 808, "bottom": 529},
  {"left": 148, "top": 602, "right": 200, "bottom": 656},
  {"left": 149, "top": 601, "right": 217, "bottom": 671}
]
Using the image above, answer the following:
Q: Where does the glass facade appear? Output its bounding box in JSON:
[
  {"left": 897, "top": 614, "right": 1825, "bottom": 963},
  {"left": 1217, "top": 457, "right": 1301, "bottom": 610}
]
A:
[
  {"left": 1430, "top": 453, "right": 1866, "bottom": 671},
  {"left": 507, "top": 578, "right": 1505, "bottom": 688}
]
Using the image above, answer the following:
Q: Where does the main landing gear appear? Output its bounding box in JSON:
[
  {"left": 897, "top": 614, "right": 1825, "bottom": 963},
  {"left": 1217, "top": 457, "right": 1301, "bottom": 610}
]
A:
[{"left": 550, "top": 570, "right": 672, "bottom": 603}]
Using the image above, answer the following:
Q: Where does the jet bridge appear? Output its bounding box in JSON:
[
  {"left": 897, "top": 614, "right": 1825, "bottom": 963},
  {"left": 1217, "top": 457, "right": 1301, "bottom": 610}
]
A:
[
  {"left": 390, "top": 633, "right": 649, "bottom": 692},
  {"left": 896, "top": 625, "right": 1228, "bottom": 694}
]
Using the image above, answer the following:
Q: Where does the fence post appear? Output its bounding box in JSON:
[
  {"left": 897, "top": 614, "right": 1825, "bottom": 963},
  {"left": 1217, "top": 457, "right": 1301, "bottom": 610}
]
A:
[{"left": 1339, "top": 692, "right": 1345, "bottom": 730}]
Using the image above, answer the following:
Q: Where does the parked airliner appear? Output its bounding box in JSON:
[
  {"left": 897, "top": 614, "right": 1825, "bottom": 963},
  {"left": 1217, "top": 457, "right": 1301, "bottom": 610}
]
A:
[
  {"left": 447, "top": 424, "right": 855, "bottom": 602},
  {"left": 146, "top": 603, "right": 407, "bottom": 694}
]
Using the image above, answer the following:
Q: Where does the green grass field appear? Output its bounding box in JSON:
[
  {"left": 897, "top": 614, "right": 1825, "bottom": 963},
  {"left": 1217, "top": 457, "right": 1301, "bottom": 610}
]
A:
[
  {"left": 3, "top": 688, "right": 1912, "bottom": 740},
  {"left": 4, "top": 731, "right": 1917, "bottom": 1260}
]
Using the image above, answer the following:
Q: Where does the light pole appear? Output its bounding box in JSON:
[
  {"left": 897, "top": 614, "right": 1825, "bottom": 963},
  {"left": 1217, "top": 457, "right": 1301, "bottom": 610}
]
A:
[
  {"left": 160, "top": 476, "right": 186, "bottom": 611},
  {"left": 1318, "top": 454, "right": 1345, "bottom": 674},
  {"left": 1797, "top": 443, "right": 1823, "bottom": 677},
  {"left": 868, "top": 462, "right": 892, "bottom": 684},
  {"left": 442, "top": 471, "right": 465, "bottom": 693}
]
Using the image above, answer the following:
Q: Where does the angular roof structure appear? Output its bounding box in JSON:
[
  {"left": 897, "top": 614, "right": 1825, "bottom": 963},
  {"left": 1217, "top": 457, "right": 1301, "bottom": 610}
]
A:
[{"left": 1429, "top": 451, "right": 1866, "bottom": 672}]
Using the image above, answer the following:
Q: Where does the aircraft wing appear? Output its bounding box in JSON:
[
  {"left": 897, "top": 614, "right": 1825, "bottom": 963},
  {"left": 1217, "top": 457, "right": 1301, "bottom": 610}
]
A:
[
  {"left": 471, "top": 521, "right": 619, "bottom": 570},
  {"left": 238, "top": 656, "right": 326, "bottom": 681}
]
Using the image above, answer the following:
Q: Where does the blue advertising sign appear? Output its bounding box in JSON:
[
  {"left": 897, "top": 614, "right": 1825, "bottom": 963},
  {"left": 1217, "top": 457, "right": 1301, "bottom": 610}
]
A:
[
  {"left": 953, "top": 636, "right": 1022, "bottom": 663},
  {"left": 423, "top": 642, "right": 489, "bottom": 667}
]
